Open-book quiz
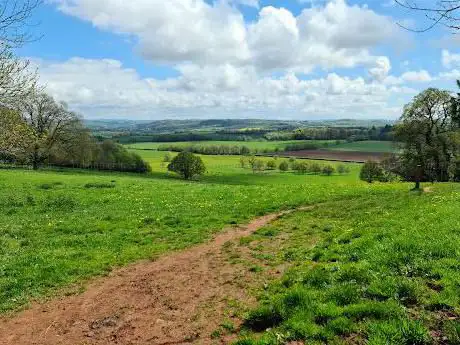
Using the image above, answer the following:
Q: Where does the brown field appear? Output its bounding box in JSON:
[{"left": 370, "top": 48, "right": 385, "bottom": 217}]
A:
[{"left": 279, "top": 150, "right": 389, "bottom": 163}]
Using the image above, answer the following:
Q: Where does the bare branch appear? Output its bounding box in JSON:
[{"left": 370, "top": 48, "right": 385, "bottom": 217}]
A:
[{"left": 395, "top": 0, "right": 460, "bottom": 32}]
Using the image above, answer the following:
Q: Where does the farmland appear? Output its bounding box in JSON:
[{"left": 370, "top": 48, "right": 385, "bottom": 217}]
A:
[{"left": 126, "top": 140, "right": 334, "bottom": 152}]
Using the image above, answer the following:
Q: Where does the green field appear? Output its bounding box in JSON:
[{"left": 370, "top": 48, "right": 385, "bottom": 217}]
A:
[
  {"left": 0, "top": 155, "right": 366, "bottom": 313},
  {"left": 1, "top": 151, "right": 459, "bottom": 344},
  {"left": 126, "top": 140, "right": 332, "bottom": 152},
  {"left": 234, "top": 184, "right": 460, "bottom": 344},
  {"left": 329, "top": 140, "right": 398, "bottom": 153}
]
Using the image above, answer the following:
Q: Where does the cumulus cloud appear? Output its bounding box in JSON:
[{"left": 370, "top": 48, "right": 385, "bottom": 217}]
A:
[
  {"left": 40, "top": 0, "right": 416, "bottom": 119},
  {"left": 34, "top": 57, "right": 410, "bottom": 119},
  {"left": 49, "top": 0, "right": 402, "bottom": 72}
]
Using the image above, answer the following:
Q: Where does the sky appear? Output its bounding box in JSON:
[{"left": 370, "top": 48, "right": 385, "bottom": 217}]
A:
[{"left": 15, "top": 0, "right": 460, "bottom": 120}]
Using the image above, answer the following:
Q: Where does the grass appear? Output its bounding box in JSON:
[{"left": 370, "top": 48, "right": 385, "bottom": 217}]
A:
[
  {"left": 233, "top": 183, "right": 460, "bottom": 344},
  {"left": 0, "top": 154, "right": 379, "bottom": 313},
  {"left": 126, "top": 140, "right": 334, "bottom": 152},
  {"left": 329, "top": 140, "right": 398, "bottom": 153}
]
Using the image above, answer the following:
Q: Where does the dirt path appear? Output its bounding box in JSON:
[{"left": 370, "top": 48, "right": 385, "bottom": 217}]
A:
[{"left": 0, "top": 207, "right": 310, "bottom": 345}]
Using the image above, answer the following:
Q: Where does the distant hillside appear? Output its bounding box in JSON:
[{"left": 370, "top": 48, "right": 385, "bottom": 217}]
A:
[{"left": 85, "top": 118, "right": 394, "bottom": 133}]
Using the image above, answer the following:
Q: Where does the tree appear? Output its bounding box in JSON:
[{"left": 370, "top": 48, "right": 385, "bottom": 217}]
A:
[
  {"left": 394, "top": 88, "right": 459, "bottom": 184},
  {"left": 252, "top": 159, "right": 265, "bottom": 173},
  {"left": 266, "top": 159, "right": 277, "bottom": 170},
  {"left": 279, "top": 161, "right": 289, "bottom": 172},
  {"left": 0, "top": 107, "right": 31, "bottom": 159},
  {"left": 0, "top": 1, "right": 41, "bottom": 106},
  {"left": 17, "top": 92, "right": 79, "bottom": 169},
  {"left": 322, "top": 165, "right": 335, "bottom": 176},
  {"left": 360, "top": 161, "right": 385, "bottom": 183},
  {"left": 167, "top": 151, "right": 206, "bottom": 179}
]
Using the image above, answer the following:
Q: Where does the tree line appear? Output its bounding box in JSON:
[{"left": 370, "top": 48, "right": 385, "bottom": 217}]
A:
[{"left": 115, "top": 126, "right": 394, "bottom": 145}]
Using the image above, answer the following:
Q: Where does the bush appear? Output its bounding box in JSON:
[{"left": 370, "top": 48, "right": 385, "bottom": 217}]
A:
[
  {"left": 293, "top": 162, "right": 309, "bottom": 174},
  {"left": 279, "top": 161, "right": 289, "bottom": 172},
  {"left": 266, "top": 160, "right": 277, "bottom": 170},
  {"left": 252, "top": 159, "right": 265, "bottom": 173},
  {"left": 337, "top": 164, "right": 350, "bottom": 174},
  {"left": 310, "top": 163, "right": 322, "bottom": 175},
  {"left": 322, "top": 165, "right": 335, "bottom": 176},
  {"left": 167, "top": 151, "right": 206, "bottom": 179},
  {"left": 360, "top": 161, "right": 385, "bottom": 183}
]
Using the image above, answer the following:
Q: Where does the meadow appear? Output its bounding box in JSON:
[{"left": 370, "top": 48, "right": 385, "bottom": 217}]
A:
[
  {"left": 0, "top": 152, "right": 369, "bottom": 313},
  {"left": 126, "top": 140, "right": 333, "bottom": 152},
  {"left": 329, "top": 140, "right": 398, "bottom": 153},
  {"left": 232, "top": 183, "right": 460, "bottom": 344},
  {"left": 1, "top": 149, "right": 458, "bottom": 345}
]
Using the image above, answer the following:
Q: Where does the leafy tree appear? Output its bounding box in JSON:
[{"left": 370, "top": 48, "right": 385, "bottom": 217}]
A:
[
  {"left": 167, "top": 151, "right": 206, "bottom": 179},
  {"left": 17, "top": 92, "right": 79, "bottom": 169},
  {"left": 279, "top": 161, "right": 289, "bottom": 172},
  {"left": 0, "top": 107, "right": 31, "bottom": 160},
  {"left": 322, "top": 165, "right": 335, "bottom": 176},
  {"left": 252, "top": 159, "right": 265, "bottom": 173},
  {"left": 360, "top": 161, "right": 385, "bottom": 183},
  {"left": 266, "top": 159, "right": 277, "bottom": 170},
  {"left": 310, "top": 163, "right": 322, "bottom": 175},
  {"left": 394, "top": 88, "right": 460, "bottom": 184}
]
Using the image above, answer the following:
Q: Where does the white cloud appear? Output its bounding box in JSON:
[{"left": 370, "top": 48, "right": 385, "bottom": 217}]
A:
[
  {"left": 50, "top": 0, "right": 403, "bottom": 72},
  {"left": 369, "top": 56, "right": 391, "bottom": 81},
  {"left": 439, "top": 69, "right": 460, "bottom": 81},
  {"left": 442, "top": 50, "right": 460, "bottom": 68},
  {"left": 35, "top": 57, "right": 409, "bottom": 119},
  {"left": 400, "top": 70, "right": 432, "bottom": 82}
]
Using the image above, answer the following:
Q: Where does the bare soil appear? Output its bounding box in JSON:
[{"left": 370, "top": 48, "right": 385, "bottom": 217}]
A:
[
  {"left": 0, "top": 208, "right": 308, "bottom": 345},
  {"left": 281, "top": 150, "right": 388, "bottom": 162}
]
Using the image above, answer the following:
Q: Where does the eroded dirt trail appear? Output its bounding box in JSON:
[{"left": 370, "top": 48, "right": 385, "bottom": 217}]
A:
[{"left": 0, "top": 207, "right": 309, "bottom": 345}]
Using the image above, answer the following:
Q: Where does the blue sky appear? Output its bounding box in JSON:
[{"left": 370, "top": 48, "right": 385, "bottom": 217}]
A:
[{"left": 16, "top": 0, "right": 460, "bottom": 120}]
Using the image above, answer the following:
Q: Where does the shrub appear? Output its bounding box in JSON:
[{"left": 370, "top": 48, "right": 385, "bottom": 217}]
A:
[
  {"left": 167, "top": 151, "right": 206, "bottom": 179},
  {"left": 337, "top": 164, "right": 350, "bottom": 174},
  {"left": 322, "top": 165, "right": 335, "bottom": 176},
  {"left": 266, "top": 160, "right": 277, "bottom": 170},
  {"left": 360, "top": 161, "right": 385, "bottom": 183},
  {"left": 84, "top": 182, "right": 115, "bottom": 189},
  {"left": 293, "top": 162, "right": 309, "bottom": 174},
  {"left": 252, "top": 159, "right": 265, "bottom": 172},
  {"left": 279, "top": 161, "right": 289, "bottom": 172},
  {"left": 310, "top": 163, "right": 322, "bottom": 175}
]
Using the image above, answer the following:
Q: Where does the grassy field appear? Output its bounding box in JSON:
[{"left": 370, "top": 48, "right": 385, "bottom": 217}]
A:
[
  {"left": 1, "top": 150, "right": 459, "bottom": 345},
  {"left": 0, "top": 154, "right": 370, "bottom": 313},
  {"left": 329, "top": 141, "right": 397, "bottom": 153},
  {"left": 233, "top": 183, "right": 460, "bottom": 344},
  {"left": 126, "top": 140, "right": 333, "bottom": 152}
]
